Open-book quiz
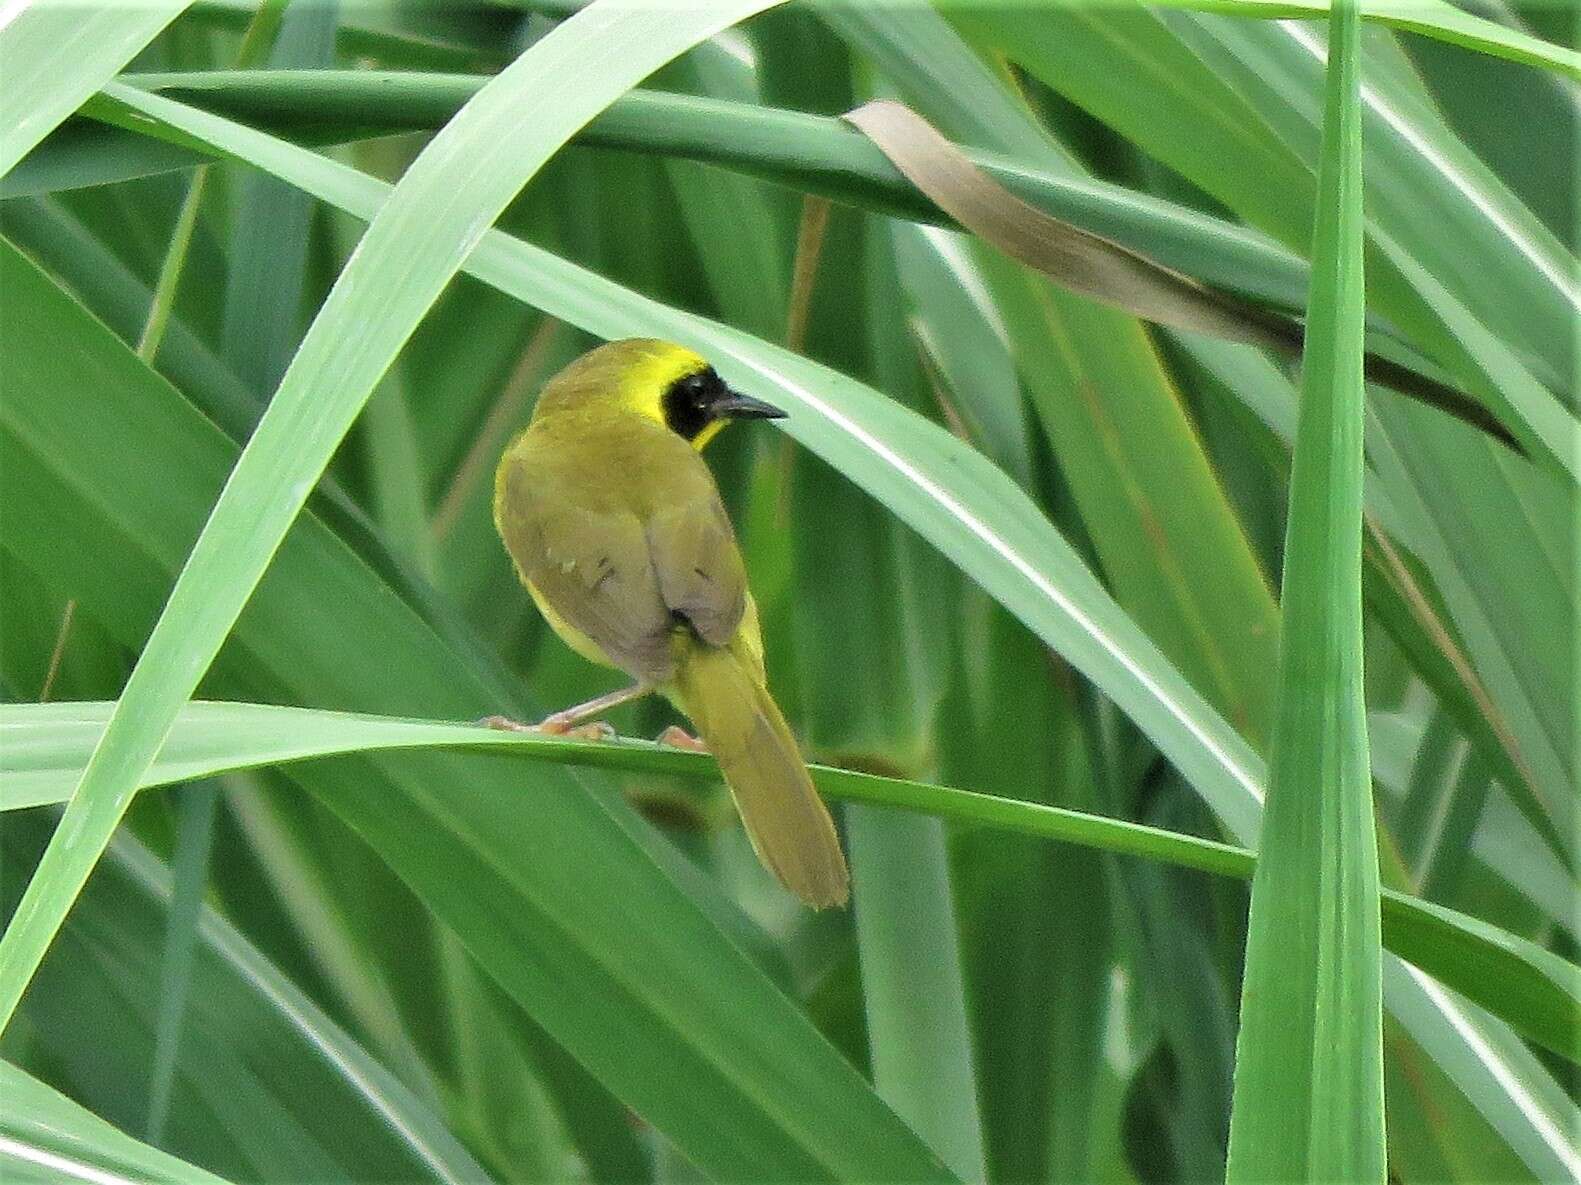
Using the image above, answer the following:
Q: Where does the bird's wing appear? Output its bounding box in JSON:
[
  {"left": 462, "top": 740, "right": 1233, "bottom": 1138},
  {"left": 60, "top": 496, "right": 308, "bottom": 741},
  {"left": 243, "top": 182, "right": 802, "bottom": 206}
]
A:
[
  {"left": 645, "top": 489, "right": 747, "bottom": 647},
  {"left": 496, "top": 453, "right": 675, "bottom": 682}
]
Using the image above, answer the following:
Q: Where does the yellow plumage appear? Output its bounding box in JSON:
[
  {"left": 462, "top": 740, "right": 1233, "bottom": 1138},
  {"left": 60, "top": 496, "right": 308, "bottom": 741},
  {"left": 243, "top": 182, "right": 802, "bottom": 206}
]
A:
[{"left": 493, "top": 339, "right": 848, "bottom": 908}]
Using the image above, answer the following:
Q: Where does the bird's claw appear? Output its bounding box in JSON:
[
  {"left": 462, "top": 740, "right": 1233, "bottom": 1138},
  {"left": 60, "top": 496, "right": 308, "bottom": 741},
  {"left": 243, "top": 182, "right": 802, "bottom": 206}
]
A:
[
  {"left": 656, "top": 725, "right": 709, "bottom": 753},
  {"left": 544, "top": 719, "right": 618, "bottom": 741},
  {"left": 478, "top": 714, "right": 616, "bottom": 741}
]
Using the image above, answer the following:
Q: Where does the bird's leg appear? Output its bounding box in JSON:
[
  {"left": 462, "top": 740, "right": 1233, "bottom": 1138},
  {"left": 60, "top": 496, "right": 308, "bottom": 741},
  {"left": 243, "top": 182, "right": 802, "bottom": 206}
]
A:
[
  {"left": 656, "top": 724, "right": 709, "bottom": 753},
  {"left": 538, "top": 682, "right": 655, "bottom": 735},
  {"left": 480, "top": 682, "right": 654, "bottom": 739}
]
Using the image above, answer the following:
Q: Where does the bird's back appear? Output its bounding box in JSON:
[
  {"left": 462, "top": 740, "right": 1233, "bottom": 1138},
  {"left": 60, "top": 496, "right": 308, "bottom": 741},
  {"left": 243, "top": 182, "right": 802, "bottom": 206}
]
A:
[
  {"left": 491, "top": 339, "right": 847, "bottom": 907},
  {"left": 495, "top": 405, "right": 753, "bottom": 684},
  {"left": 520, "top": 405, "right": 713, "bottom": 516}
]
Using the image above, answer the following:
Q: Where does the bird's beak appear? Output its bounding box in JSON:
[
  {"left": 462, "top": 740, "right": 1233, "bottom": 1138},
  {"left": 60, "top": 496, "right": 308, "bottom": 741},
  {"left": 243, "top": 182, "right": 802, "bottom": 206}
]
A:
[{"left": 713, "top": 390, "right": 787, "bottom": 420}]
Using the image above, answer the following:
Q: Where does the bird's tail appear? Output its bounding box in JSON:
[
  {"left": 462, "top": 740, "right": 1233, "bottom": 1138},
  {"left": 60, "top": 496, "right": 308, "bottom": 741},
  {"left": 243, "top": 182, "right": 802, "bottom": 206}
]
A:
[{"left": 670, "top": 639, "right": 849, "bottom": 908}]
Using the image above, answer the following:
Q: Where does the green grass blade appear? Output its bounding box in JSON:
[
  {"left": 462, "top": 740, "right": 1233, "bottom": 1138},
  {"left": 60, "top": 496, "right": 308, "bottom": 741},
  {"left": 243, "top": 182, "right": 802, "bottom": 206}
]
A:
[
  {"left": 848, "top": 808, "right": 988, "bottom": 1181},
  {"left": 891, "top": 222, "right": 1032, "bottom": 483},
  {"left": 944, "top": 645, "right": 1110, "bottom": 1183},
  {"left": 0, "top": 1059, "right": 231, "bottom": 1185},
  {"left": 0, "top": 197, "right": 515, "bottom": 708},
  {"left": 1, "top": 196, "right": 261, "bottom": 439},
  {"left": 135, "top": 170, "right": 208, "bottom": 363},
  {"left": 0, "top": 700, "right": 1241, "bottom": 873},
  {"left": 1365, "top": 401, "right": 1575, "bottom": 855},
  {"left": 1146, "top": 0, "right": 1581, "bottom": 78},
  {"left": 2, "top": 698, "right": 1575, "bottom": 1066},
  {"left": 0, "top": 0, "right": 784, "bottom": 1036},
  {"left": 217, "top": 774, "right": 449, "bottom": 1115},
  {"left": 1174, "top": 15, "right": 1578, "bottom": 472},
  {"left": 1225, "top": 3, "right": 1385, "bottom": 1179},
  {"left": 217, "top": 1, "right": 336, "bottom": 395},
  {"left": 144, "top": 782, "right": 220, "bottom": 1145},
  {"left": 1384, "top": 960, "right": 1581, "bottom": 1181},
  {"left": 0, "top": 0, "right": 191, "bottom": 177},
  {"left": 134, "top": 0, "right": 290, "bottom": 366},
  {"left": 40, "top": 69, "right": 1313, "bottom": 312},
  {"left": 143, "top": 1, "right": 311, "bottom": 1146},
  {"left": 3, "top": 816, "right": 493, "bottom": 1183}
]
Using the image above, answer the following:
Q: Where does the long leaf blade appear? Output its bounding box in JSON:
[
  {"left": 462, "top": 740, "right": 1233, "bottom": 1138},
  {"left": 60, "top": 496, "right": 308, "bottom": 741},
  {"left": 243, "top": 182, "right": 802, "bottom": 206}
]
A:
[
  {"left": 1225, "top": 3, "right": 1385, "bottom": 1178},
  {"left": 0, "top": 0, "right": 191, "bottom": 177},
  {"left": 0, "top": 1060, "right": 230, "bottom": 1185},
  {"left": 2, "top": 698, "right": 1574, "bottom": 1067},
  {"left": 1149, "top": 0, "right": 1581, "bottom": 78}
]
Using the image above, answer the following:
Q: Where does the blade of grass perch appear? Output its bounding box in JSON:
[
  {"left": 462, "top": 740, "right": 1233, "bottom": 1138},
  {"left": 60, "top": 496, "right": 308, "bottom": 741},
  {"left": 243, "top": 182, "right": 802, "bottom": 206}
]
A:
[
  {"left": 842, "top": 97, "right": 1519, "bottom": 451},
  {"left": 0, "top": 0, "right": 787, "bottom": 1036},
  {"left": 0, "top": 0, "right": 192, "bottom": 178},
  {"left": 1225, "top": 2, "right": 1385, "bottom": 1180},
  {"left": 3, "top": 699, "right": 1577, "bottom": 1067}
]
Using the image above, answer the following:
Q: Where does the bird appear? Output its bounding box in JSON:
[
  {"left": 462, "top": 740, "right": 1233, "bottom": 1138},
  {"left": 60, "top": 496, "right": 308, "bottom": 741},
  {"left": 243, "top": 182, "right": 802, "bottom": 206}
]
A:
[{"left": 491, "top": 338, "right": 849, "bottom": 908}]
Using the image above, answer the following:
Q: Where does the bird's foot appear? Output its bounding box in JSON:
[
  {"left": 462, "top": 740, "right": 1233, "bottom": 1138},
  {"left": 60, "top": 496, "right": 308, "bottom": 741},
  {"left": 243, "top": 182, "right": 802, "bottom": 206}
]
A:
[
  {"left": 542, "top": 718, "right": 618, "bottom": 741},
  {"left": 656, "top": 725, "right": 709, "bottom": 753},
  {"left": 479, "top": 714, "right": 616, "bottom": 742}
]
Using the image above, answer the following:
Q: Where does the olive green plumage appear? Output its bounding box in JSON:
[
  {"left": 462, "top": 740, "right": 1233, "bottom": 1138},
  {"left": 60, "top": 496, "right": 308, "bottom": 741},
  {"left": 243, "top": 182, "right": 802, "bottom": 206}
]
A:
[{"left": 493, "top": 339, "right": 849, "bottom": 908}]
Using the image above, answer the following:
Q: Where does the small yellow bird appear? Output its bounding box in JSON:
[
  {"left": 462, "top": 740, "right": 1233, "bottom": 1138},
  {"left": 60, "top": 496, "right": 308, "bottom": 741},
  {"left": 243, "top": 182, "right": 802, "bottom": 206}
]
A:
[{"left": 492, "top": 339, "right": 849, "bottom": 908}]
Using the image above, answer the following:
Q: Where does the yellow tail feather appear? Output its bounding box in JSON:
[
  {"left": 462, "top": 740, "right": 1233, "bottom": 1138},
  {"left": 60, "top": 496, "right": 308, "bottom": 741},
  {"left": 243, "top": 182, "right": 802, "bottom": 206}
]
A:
[{"left": 670, "top": 639, "right": 849, "bottom": 909}]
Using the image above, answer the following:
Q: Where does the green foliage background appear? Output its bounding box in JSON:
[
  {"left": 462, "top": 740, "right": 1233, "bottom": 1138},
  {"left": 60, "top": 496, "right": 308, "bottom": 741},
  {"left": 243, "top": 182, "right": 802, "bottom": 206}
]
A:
[{"left": 0, "top": 2, "right": 1576, "bottom": 1183}]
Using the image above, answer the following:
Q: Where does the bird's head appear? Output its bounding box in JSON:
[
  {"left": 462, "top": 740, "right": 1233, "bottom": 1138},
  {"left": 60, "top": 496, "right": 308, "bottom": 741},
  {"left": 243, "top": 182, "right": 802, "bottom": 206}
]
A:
[{"left": 533, "top": 338, "right": 785, "bottom": 451}]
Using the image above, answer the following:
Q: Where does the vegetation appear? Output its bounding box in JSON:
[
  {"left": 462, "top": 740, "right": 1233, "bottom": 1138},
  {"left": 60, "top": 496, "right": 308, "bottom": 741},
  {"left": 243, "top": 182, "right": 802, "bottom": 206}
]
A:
[{"left": 1, "top": 2, "right": 1575, "bottom": 1182}]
